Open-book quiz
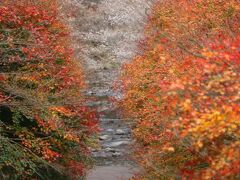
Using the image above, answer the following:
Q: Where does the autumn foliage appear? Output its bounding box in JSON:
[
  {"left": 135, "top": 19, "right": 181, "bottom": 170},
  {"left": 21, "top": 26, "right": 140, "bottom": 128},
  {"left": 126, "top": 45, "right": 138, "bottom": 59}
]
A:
[
  {"left": 120, "top": 0, "right": 240, "bottom": 179},
  {"left": 0, "top": 0, "right": 98, "bottom": 179}
]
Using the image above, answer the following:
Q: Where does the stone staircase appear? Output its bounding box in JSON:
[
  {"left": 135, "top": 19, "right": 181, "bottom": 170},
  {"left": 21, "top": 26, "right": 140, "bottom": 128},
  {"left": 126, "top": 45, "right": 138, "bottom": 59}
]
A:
[{"left": 63, "top": 0, "right": 152, "bottom": 179}]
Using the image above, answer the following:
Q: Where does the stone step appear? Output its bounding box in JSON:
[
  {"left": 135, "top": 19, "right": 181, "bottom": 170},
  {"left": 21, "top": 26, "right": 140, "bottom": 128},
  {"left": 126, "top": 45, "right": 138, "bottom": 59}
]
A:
[
  {"left": 86, "top": 165, "right": 138, "bottom": 180},
  {"left": 103, "top": 140, "right": 131, "bottom": 148},
  {"left": 100, "top": 118, "right": 129, "bottom": 122}
]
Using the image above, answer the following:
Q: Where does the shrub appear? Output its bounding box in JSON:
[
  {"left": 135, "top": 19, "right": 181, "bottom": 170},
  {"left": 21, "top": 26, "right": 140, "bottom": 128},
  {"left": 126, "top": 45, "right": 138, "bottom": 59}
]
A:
[
  {"left": 120, "top": 0, "right": 240, "bottom": 179},
  {"left": 0, "top": 1, "right": 98, "bottom": 179}
]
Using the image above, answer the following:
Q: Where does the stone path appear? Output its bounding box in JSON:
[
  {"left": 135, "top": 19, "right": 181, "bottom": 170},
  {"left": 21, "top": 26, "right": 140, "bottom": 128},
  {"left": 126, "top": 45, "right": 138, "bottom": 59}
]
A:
[
  {"left": 87, "top": 165, "right": 138, "bottom": 180},
  {"left": 63, "top": 0, "right": 152, "bottom": 179}
]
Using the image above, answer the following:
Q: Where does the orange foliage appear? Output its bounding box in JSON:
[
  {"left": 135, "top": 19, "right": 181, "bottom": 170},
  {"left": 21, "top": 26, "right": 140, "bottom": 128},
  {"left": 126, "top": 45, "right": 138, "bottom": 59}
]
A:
[
  {"left": 0, "top": 0, "right": 98, "bottom": 178},
  {"left": 120, "top": 0, "right": 240, "bottom": 179}
]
